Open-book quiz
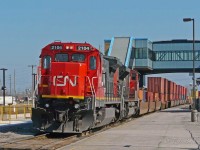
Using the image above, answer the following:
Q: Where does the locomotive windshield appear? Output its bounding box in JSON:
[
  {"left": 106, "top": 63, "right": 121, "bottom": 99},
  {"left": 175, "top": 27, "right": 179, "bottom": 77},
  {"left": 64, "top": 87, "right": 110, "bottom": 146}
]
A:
[
  {"left": 72, "top": 54, "right": 85, "bottom": 62},
  {"left": 55, "top": 53, "right": 68, "bottom": 62}
]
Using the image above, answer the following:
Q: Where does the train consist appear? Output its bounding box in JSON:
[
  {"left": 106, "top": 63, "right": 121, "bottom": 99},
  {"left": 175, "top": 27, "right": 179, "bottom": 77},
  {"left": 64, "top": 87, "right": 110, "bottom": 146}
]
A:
[
  {"left": 32, "top": 41, "right": 187, "bottom": 133},
  {"left": 138, "top": 77, "right": 187, "bottom": 115}
]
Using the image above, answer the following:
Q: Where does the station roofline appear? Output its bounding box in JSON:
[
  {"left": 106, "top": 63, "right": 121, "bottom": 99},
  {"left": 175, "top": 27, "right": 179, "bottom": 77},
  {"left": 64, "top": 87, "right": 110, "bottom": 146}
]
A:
[
  {"left": 153, "top": 39, "right": 200, "bottom": 44},
  {"left": 104, "top": 39, "right": 111, "bottom": 42},
  {"left": 135, "top": 38, "right": 148, "bottom": 40},
  {"left": 105, "top": 37, "right": 135, "bottom": 40},
  {"left": 114, "top": 36, "right": 134, "bottom": 38}
]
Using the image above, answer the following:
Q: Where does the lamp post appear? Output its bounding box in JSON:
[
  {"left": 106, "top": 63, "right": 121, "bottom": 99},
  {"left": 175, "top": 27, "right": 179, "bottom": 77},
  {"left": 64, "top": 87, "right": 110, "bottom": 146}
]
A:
[
  {"left": 0, "top": 68, "right": 8, "bottom": 106},
  {"left": 183, "top": 18, "right": 197, "bottom": 121}
]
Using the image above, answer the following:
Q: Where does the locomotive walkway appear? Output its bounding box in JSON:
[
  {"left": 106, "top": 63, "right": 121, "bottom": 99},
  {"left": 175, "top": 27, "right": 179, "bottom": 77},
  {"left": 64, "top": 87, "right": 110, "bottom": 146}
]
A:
[{"left": 61, "top": 105, "right": 200, "bottom": 150}]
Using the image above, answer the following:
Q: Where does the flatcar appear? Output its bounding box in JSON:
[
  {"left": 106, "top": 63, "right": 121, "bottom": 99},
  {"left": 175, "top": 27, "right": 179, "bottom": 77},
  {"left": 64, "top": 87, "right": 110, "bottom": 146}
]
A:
[{"left": 32, "top": 41, "right": 139, "bottom": 133}]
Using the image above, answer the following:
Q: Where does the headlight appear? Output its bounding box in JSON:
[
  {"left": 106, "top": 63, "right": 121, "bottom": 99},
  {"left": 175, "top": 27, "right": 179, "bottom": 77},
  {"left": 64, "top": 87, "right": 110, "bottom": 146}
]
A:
[
  {"left": 74, "top": 104, "right": 80, "bottom": 109},
  {"left": 45, "top": 103, "right": 50, "bottom": 108}
]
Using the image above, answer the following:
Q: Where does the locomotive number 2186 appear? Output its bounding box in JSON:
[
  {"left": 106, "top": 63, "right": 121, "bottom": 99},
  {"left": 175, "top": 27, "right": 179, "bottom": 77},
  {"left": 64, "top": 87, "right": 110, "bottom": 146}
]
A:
[{"left": 51, "top": 45, "right": 63, "bottom": 50}]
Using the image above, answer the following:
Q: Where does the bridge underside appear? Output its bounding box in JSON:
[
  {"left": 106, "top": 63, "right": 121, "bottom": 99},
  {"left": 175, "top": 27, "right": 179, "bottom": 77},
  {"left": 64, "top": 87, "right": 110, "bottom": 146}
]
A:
[
  {"left": 138, "top": 68, "right": 200, "bottom": 75},
  {"left": 137, "top": 68, "right": 200, "bottom": 88}
]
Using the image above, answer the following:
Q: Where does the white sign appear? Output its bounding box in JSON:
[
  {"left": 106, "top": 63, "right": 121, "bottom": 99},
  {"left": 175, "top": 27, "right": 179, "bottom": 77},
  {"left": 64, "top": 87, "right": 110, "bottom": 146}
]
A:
[{"left": 0, "top": 96, "right": 13, "bottom": 105}]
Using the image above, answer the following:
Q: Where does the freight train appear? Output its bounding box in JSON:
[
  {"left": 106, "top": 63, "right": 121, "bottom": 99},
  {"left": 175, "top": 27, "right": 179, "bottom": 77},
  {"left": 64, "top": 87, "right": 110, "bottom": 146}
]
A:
[{"left": 32, "top": 41, "right": 187, "bottom": 133}]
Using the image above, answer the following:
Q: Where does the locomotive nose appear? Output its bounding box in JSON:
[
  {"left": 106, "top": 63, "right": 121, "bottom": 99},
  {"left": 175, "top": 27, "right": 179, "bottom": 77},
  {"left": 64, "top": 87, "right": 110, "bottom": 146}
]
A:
[{"left": 50, "top": 62, "right": 87, "bottom": 99}]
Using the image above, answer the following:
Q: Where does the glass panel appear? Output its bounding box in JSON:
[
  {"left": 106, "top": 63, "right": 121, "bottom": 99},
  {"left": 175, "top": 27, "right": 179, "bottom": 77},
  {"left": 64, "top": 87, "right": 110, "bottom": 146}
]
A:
[
  {"left": 135, "top": 48, "right": 147, "bottom": 59},
  {"left": 131, "top": 73, "right": 136, "bottom": 80},
  {"left": 90, "top": 56, "right": 96, "bottom": 70},
  {"left": 154, "top": 51, "right": 200, "bottom": 61},
  {"left": 72, "top": 54, "right": 85, "bottom": 62},
  {"left": 55, "top": 54, "right": 68, "bottom": 62},
  {"left": 43, "top": 56, "right": 51, "bottom": 69}
]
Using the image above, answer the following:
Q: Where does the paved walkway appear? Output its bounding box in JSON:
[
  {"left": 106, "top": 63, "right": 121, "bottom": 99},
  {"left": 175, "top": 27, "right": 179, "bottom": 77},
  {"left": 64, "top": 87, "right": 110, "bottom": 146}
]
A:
[
  {"left": 61, "top": 105, "right": 200, "bottom": 150},
  {"left": 0, "top": 113, "right": 31, "bottom": 125},
  {"left": 0, "top": 120, "right": 31, "bottom": 126}
]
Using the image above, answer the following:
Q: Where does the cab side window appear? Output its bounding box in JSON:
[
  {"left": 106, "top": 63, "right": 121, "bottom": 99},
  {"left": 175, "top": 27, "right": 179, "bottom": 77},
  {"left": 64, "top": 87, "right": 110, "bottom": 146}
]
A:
[
  {"left": 43, "top": 56, "right": 51, "bottom": 69},
  {"left": 132, "top": 73, "right": 136, "bottom": 80},
  {"left": 90, "top": 56, "right": 96, "bottom": 70}
]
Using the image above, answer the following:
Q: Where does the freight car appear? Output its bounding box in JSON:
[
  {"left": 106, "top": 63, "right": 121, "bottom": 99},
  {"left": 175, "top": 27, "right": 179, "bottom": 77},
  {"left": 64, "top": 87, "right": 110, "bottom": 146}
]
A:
[
  {"left": 32, "top": 41, "right": 188, "bottom": 133},
  {"left": 145, "top": 77, "right": 187, "bottom": 112}
]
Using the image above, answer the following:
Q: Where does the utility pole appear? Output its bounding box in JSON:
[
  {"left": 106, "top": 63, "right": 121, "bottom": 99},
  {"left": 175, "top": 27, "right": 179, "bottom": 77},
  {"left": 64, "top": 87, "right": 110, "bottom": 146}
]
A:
[
  {"left": 0, "top": 79, "right": 1, "bottom": 96},
  {"left": 32, "top": 73, "right": 37, "bottom": 91},
  {"left": 0, "top": 68, "right": 8, "bottom": 106},
  {"left": 9, "top": 75, "right": 11, "bottom": 96},
  {"left": 32, "top": 73, "right": 37, "bottom": 107},
  {"left": 14, "top": 69, "right": 16, "bottom": 99},
  {"left": 28, "top": 65, "right": 36, "bottom": 105}
]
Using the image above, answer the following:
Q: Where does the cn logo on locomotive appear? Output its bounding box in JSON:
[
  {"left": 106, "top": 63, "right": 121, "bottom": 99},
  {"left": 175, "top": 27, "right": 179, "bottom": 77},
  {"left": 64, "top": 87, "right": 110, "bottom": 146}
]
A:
[{"left": 53, "top": 76, "right": 77, "bottom": 87}]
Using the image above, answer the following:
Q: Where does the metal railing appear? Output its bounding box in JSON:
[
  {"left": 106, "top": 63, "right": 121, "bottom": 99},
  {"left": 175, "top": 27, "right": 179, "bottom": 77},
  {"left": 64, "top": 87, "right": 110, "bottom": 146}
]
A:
[{"left": 0, "top": 104, "right": 32, "bottom": 121}]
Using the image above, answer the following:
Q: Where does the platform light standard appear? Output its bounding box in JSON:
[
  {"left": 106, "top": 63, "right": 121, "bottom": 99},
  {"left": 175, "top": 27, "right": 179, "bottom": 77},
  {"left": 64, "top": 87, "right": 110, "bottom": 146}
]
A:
[
  {"left": 183, "top": 18, "right": 196, "bottom": 121},
  {"left": 0, "top": 68, "right": 8, "bottom": 106}
]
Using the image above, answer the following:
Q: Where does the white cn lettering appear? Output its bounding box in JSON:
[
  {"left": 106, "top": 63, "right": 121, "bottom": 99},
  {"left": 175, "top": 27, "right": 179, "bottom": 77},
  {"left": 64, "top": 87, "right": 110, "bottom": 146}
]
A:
[{"left": 53, "top": 76, "right": 77, "bottom": 87}]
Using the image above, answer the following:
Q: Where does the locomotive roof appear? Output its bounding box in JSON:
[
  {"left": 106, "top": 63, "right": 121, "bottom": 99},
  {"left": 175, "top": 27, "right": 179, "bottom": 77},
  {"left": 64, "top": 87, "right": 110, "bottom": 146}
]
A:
[
  {"left": 42, "top": 41, "right": 97, "bottom": 51},
  {"left": 40, "top": 41, "right": 102, "bottom": 57}
]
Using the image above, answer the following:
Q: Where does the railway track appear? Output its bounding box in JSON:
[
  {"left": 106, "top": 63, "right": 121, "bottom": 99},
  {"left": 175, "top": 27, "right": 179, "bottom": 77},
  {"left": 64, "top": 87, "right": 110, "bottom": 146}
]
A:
[
  {"left": 0, "top": 132, "right": 78, "bottom": 150},
  {"left": 0, "top": 116, "right": 138, "bottom": 150}
]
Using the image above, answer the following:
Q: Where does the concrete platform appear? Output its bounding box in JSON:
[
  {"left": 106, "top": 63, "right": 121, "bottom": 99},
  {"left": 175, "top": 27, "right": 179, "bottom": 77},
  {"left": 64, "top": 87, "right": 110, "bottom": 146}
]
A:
[
  {"left": 0, "top": 119, "right": 31, "bottom": 126},
  {"left": 60, "top": 105, "right": 200, "bottom": 150}
]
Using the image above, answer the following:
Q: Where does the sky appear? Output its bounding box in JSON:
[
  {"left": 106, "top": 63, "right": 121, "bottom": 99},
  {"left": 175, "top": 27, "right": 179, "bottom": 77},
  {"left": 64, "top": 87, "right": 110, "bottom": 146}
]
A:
[{"left": 0, "top": 0, "right": 200, "bottom": 93}]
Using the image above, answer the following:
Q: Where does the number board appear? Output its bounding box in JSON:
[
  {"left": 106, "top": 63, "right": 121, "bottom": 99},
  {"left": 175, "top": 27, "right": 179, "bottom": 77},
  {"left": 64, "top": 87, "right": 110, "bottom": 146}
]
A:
[
  {"left": 51, "top": 45, "right": 63, "bottom": 50},
  {"left": 77, "top": 46, "right": 90, "bottom": 51}
]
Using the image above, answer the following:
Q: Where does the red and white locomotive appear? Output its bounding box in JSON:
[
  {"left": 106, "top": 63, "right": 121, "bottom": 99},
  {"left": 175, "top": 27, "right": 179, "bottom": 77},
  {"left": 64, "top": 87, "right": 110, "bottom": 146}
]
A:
[{"left": 32, "top": 41, "right": 139, "bottom": 133}]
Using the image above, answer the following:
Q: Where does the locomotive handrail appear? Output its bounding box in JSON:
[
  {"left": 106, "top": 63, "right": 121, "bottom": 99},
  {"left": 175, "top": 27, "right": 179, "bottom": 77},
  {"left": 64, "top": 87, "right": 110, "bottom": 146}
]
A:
[
  {"left": 121, "top": 85, "right": 126, "bottom": 118},
  {"left": 86, "top": 76, "right": 97, "bottom": 120},
  {"left": 33, "top": 75, "right": 41, "bottom": 95},
  {"left": 32, "top": 71, "right": 42, "bottom": 107},
  {"left": 86, "top": 76, "right": 94, "bottom": 97},
  {"left": 92, "top": 77, "right": 98, "bottom": 108}
]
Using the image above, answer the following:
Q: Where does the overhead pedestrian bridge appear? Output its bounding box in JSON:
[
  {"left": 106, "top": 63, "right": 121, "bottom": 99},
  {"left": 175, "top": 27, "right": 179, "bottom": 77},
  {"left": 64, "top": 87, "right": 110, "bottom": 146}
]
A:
[
  {"left": 105, "top": 38, "right": 200, "bottom": 86},
  {"left": 105, "top": 38, "right": 200, "bottom": 74}
]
